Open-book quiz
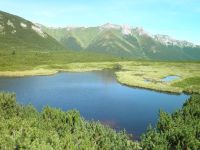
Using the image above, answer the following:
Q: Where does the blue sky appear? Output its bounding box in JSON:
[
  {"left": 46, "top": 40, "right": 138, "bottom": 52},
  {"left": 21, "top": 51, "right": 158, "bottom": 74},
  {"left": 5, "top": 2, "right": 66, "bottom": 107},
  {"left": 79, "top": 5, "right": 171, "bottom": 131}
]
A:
[{"left": 0, "top": 0, "right": 199, "bottom": 44}]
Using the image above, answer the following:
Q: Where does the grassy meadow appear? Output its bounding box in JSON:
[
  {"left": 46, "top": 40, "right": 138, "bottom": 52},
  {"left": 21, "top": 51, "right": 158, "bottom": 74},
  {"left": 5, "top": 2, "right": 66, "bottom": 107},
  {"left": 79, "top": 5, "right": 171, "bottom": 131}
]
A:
[{"left": 115, "top": 61, "right": 200, "bottom": 94}]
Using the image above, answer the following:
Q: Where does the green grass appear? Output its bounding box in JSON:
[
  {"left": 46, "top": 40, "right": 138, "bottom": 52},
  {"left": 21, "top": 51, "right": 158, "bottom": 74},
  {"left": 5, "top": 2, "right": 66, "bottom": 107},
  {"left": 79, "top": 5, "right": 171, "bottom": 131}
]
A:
[
  {"left": 0, "top": 50, "right": 121, "bottom": 71},
  {"left": 172, "top": 77, "right": 200, "bottom": 87},
  {"left": 172, "top": 77, "right": 200, "bottom": 94}
]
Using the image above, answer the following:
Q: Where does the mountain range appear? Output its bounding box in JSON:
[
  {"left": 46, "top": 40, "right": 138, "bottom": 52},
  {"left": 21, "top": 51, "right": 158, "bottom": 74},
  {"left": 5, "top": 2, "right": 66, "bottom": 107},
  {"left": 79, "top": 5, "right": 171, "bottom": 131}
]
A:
[
  {"left": 1, "top": 10, "right": 200, "bottom": 61},
  {"left": 41, "top": 23, "right": 200, "bottom": 60}
]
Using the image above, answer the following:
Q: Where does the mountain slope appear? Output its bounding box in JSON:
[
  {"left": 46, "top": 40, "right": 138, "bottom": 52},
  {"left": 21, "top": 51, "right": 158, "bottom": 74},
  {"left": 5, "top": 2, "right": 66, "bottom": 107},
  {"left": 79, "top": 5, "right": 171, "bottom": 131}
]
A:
[
  {"left": 86, "top": 29, "right": 144, "bottom": 58},
  {"left": 0, "top": 11, "right": 65, "bottom": 52},
  {"left": 41, "top": 26, "right": 100, "bottom": 50},
  {"left": 43, "top": 23, "right": 200, "bottom": 60}
]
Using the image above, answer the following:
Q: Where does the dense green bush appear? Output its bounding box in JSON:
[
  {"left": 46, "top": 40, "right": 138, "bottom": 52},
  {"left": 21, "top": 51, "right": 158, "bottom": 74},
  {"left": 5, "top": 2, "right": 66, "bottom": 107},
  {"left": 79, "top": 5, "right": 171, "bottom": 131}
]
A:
[
  {"left": 0, "top": 93, "right": 140, "bottom": 150},
  {"left": 141, "top": 95, "right": 200, "bottom": 150},
  {"left": 1, "top": 93, "right": 199, "bottom": 149}
]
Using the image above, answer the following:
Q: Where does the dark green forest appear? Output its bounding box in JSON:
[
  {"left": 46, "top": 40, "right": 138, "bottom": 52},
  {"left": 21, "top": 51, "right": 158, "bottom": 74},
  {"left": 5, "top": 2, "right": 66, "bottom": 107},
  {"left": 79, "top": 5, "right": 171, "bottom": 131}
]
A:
[{"left": 0, "top": 93, "right": 199, "bottom": 149}]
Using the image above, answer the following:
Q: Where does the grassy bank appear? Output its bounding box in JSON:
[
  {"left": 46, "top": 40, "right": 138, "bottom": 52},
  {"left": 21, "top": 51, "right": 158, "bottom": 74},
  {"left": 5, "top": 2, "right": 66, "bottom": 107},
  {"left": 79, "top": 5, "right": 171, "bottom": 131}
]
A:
[{"left": 115, "top": 61, "right": 200, "bottom": 94}]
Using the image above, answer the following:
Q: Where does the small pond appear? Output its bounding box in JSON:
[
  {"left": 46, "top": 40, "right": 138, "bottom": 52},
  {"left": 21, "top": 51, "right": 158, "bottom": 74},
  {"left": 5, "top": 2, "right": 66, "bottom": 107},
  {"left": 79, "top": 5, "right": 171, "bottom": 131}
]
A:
[{"left": 161, "top": 75, "right": 180, "bottom": 82}]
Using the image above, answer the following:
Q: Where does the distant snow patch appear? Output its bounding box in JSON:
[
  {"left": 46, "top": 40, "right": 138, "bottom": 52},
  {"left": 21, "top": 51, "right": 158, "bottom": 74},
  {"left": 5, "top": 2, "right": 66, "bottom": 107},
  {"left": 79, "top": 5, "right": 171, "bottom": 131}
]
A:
[
  {"left": 121, "top": 25, "right": 132, "bottom": 35},
  {"left": 11, "top": 30, "right": 16, "bottom": 34},
  {"left": 101, "top": 23, "right": 121, "bottom": 30},
  {"left": 20, "top": 22, "right": 27, "bottom": 28},
  {"left": 32, "top": 25, "right": 47, "bottom": 38},
  {"left": 154, "top": 34, "right": 196, "bottom": 48},
  {"left": 66, "top": 27, "right": 72, "bottom": 31},
  {"left": 134, "top": 27, "right": 153, "bottom": 37},
  {"left": 7, "top": 20, "right": 15, "bottom": 28}
]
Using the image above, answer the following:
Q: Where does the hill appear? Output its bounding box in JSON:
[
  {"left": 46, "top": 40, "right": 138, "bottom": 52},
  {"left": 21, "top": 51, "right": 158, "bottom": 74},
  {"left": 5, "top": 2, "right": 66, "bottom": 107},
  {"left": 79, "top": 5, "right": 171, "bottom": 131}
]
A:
[{"left": 0, "top": 11, "right": 65, "bottom": 52}]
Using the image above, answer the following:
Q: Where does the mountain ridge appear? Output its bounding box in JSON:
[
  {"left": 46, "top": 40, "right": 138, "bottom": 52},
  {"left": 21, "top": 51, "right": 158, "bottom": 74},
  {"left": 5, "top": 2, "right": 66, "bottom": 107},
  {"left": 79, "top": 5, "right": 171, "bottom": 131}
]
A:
[
  {"left": 41, "top": 23, "right": 200, "bottom": 60},
  {"left": 40, "top": 23, "right": 199, "bottom": 47}
]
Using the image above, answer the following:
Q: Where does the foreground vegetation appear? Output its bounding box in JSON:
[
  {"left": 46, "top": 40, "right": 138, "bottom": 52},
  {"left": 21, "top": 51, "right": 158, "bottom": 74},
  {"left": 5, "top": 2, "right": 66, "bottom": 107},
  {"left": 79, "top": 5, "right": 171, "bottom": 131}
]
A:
[
  {"left": 0, "top": 93, "right": 140, "bottom": 150},
  {"left": 141, "top": 95, "right": 200, "bottom": 149},
  {"left": 0, "top": 93, "right": 200, "bottom": 149}
]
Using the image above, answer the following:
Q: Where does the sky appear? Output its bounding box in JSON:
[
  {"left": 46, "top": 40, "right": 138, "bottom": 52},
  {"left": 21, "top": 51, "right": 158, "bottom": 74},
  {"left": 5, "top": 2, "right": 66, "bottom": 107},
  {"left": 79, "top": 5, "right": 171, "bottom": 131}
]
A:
[{"left": 0, "top": 0, "right": 199, "bottom": 44}]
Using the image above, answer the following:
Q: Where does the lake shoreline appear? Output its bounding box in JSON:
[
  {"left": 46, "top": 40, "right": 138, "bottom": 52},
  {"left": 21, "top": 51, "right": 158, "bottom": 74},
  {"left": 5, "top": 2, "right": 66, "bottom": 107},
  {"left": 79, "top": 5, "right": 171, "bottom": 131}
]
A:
[
  {"left": 116, "top": 80, "right": 183, "bottom": 95},
  {"left": 0, "top": 61, "right": 199, "bottom": 94},
  {"left": 0, "top": 69, "right": 58, "bottom": 77},
  {"left": 0, "top": 68, "right": 182, "bottom": 94},
  {"left": 0, "top": 67, "right": 108, "bottom": 77}
]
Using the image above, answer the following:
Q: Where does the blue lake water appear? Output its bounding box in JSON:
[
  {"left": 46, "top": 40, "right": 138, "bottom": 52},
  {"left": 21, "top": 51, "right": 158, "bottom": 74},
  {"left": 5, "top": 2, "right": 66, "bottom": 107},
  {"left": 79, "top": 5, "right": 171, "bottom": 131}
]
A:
[{"left": 0, "top": 71, "right": 188, "bottom": 139}]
